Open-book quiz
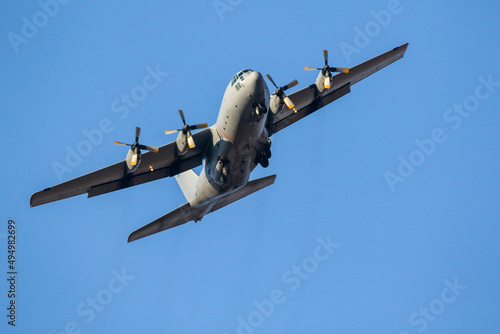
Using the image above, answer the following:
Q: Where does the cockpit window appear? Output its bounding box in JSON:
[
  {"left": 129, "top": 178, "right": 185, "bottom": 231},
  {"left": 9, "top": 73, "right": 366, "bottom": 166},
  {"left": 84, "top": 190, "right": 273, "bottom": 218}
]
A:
[
  {"left": 231, "top": 76, "right": 238, "bottom": 86},
  {"left": 231, "top": 69, "right": 254, "bottom": 86}
]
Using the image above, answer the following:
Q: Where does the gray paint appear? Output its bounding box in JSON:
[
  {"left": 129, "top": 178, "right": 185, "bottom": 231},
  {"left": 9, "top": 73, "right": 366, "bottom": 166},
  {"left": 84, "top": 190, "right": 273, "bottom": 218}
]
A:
[{"left": 30, "top": 44, "right": 409, "bottom": 241}]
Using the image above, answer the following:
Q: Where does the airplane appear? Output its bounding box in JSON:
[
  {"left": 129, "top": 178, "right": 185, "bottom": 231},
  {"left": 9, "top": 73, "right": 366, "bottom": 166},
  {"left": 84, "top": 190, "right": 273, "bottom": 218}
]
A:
[{"left": 30, "top": 43, "right": 409, "bottom": 242}]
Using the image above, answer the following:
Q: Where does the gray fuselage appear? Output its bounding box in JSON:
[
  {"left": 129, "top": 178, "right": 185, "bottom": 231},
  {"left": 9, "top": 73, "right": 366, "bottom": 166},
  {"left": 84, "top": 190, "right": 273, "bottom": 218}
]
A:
[{"left": 188, "top": 70, "right": 271, "bottom": 211}]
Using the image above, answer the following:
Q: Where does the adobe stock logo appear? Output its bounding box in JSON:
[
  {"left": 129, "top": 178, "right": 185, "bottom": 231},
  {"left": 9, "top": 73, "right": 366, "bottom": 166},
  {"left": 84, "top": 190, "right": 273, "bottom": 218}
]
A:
[
  {"left": 339, "top": 0, "right": 404, "bottom": 63},
  {"left": 224, "top": 235, "right": 340, "bottom": 334},
  {"left": 51, "top": 64, "right": 169, "bottom": 181},
  {"left": 49, "top": 267, "right": 135, "bottom": 334},
  {"left": 384, "top": 74, "right": 499, "bottom": 192},
  {"left": 213, "top": 0, "right": 243, "bottom": 21},
  {"left": 399, "top": 277, "right": 466, "bottom": 334},
  {"left": 7, "top": 0, "right": 71, "bottom": 54}
]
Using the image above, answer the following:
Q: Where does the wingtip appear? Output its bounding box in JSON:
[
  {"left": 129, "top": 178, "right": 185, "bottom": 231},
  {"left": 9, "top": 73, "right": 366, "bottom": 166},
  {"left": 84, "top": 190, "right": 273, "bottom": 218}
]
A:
[
  {"left": 400, "top": 42, "right": 409, "bottom": 56},
  {"left": 29, "top": 193, "right": 38, "bottom": 208},
  {"left": 127, "top": 233, "right": 137, "bottom": 243},
  {"left": 394, "top": 42, "right": 409, "bottom": 50}
]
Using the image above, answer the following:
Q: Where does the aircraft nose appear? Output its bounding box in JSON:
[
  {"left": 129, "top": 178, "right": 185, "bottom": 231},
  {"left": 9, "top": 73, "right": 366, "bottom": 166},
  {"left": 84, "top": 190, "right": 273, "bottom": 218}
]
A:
[{"left": 245, "top": 71, "right": 265, "bottom": 94}]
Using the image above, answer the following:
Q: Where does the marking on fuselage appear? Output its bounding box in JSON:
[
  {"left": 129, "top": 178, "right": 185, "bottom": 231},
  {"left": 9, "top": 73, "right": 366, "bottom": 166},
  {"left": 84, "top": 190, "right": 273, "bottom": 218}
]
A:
[{"left": 217, "top": 122, "right": 234, "bottom": 141}]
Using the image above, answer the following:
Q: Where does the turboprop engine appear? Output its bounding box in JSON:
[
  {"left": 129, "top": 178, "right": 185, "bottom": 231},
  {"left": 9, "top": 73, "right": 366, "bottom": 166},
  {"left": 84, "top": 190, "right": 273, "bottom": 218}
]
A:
[
  {"left": 114, "top": 127, "right": 158, "bottom": 173},
  {"left": 165, "top": 110, "right": 208, "bottom": 156},
  {"left": 266, "top": 74, "right": 298, "bottom": 117},
  {"left": 305, "top": 50, "right": 349, "bottom": 94}
]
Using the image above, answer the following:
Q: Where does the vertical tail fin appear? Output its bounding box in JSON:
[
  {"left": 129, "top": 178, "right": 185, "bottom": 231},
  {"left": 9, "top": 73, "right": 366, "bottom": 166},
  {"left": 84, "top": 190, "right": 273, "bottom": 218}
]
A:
[{"left": 174, "top": 169, "right": 199, "bottom": 203}]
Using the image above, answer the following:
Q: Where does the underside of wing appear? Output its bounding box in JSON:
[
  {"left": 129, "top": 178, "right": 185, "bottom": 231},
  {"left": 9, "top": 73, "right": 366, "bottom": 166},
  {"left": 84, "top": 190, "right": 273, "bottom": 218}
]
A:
[
  {"left": 267, "top": 43, "right": 408, "bottom": 134},
  {"left": 30, "top": 128, "right": 212, "bottom": 207}
]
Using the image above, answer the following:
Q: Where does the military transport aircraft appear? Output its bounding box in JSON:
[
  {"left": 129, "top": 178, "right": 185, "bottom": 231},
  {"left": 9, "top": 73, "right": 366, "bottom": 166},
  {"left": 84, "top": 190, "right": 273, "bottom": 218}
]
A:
[{"left": 31, "top": 43, "right": 408, "bottom": 242}]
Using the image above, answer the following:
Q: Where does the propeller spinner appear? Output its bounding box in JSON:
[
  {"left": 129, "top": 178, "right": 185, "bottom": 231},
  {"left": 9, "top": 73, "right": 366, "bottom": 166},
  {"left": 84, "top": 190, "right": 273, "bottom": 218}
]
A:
[
  {"left": 305, "top": 50, "right": 349, "bottom": 89},
  {"left": 265, "top": 74, "right": 298, "bottom": 113},
  {"left": 165, "top": 110, "right": 208, "bottom": 149}
]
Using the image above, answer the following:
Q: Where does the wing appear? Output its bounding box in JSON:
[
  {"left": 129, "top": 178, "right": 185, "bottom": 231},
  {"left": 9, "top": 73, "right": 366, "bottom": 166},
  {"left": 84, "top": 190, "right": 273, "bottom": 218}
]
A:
[
  {"left": 267, "top": 43, "right": 408, "bottom": 135},
  {"left": 128, "top": 174, "right": 276, "bottom": 242},
  {"left": 30, "top": 128, "right": 213, "bottom": 207}
]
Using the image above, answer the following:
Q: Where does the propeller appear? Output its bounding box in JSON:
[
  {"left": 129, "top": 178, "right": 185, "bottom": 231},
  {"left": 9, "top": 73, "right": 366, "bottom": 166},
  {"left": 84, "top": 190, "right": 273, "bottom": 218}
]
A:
[
  {"left": 165, "top": 110, "right": 208, "bottom": 149},
  {"left": 305, "top": 50, "right": 349, "bottom": 89},
  {"left": 114, "top": 127, "right": 158, "bottom": 165},
  {"left": 265, "top": 74, "right": 298, "bottom": 112}
]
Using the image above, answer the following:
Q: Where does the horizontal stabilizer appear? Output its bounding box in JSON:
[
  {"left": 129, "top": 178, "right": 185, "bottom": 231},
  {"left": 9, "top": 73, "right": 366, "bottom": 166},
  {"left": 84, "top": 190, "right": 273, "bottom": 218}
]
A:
[
  {"left": 128, "top": 174, "right": 277, "bottom": 242},
  {"left": 210, "top": 174, "right": 276, "bottom": 213},
  {"left": 128, "top": 203, "right": 203, "bottom": 243}
]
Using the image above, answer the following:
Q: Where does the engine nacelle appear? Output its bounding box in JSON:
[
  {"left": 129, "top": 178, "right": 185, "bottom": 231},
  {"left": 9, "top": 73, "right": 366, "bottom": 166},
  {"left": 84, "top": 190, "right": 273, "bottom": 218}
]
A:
[
  {"left": 315, "top": 70, "right": 331, "bottom": 94},
  {"left": 176, "top": 131, "right": 190, "bottom": 156},
  {"left": 269, "top": 94, "right": 285, "bottom": 118},
  {"left": 125, "top": 148, "right": 141, "bottom": 173},
  {"left": 115, "top": 126, "right": 158, "bottom": 174},
  {"left": 305, "top": 49, "right": 348, "bottom": 95}
]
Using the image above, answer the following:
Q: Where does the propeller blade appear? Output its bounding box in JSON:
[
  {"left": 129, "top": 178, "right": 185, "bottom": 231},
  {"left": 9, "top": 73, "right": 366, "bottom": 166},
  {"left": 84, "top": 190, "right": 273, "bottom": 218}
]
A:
[
  {"left": 189, "top": 123, "right": 208, "bottom": 131},
  {"left": 324, "top": 76, "right": 331, "bottom": 89},
  {"left": 187, "top": 132, "right": 195, "bottom": 149},
  {"left": 265, "top": 75, "right": 298, "bottom": 112},
  {"left": 178, "top": 110, "right": 186, "bottom": 125},
  {"left": 135, "top": 127, "right": 141, "bottom": 142},
  {"left": 283, "top": 96, "right": 295, "bottom": 110},
  {"left": 139, "top": 145, "right": 159, "bottom": 153},
  {"left": 307, "top": 51, "right": 348, "bottom": 74},
  {"left": 265, "top": 74, "right": 278, "bottom": 88},
  {"left": 331, "top": 67, "right": 349, "bottom": 74},
  {"left": 165, "top": 129, "right": 182, "bottom": 135},
  {"left": 266, "top": 75, "right": 298, "bottom": 91},
  {"left": 114, "top": 141, "right": 131, "bottom": 146},
  {"left": 283, "top": 79, "right": 298, "bottom": 91},
  {"left": 167, "top": 109, "right": 207, "bottom": 149},
  {"left": 130, "top": 153, "right": 138, "bottom": 166}
]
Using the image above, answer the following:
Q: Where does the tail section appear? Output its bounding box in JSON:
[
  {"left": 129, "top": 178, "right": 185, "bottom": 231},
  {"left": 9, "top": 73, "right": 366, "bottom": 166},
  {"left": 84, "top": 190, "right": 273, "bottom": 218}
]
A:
[
  {"left": 128, "top": 174, "right": 277, "bottom": 242},
  {"left": 174, "top": 169, "right": 199, "bottom": 203}
]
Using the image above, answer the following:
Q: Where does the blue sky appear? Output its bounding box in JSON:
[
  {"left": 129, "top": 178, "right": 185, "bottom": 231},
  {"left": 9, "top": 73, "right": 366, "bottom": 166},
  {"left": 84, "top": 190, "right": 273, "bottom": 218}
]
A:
[{"left": 1, "top": 1, "right": 499, "bottom": 333}]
